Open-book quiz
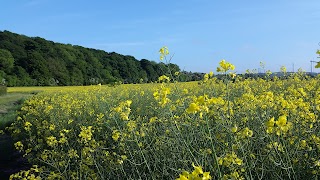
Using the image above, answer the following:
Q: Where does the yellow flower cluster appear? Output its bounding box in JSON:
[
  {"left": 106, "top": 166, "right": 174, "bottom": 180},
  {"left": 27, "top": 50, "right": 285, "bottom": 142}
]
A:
[
  {"left": 202, "top": 72, "right": 214, "bottom": 83},
  {"left": 113, "top": 100, "right": 132, "bottom": 120},
  {"left": 46, "top": 136, "right": 58, "bottom": 147},
  {"left": 186, "top": 95, "right": 225, "bottom": 119},
  {"left": 176, "top": 163, "right": 211, "bottom": 180},
  {"left": 216, "top": 59, "right": 235, "bottom": 73},
  {"left": 236, "top": 127, "right": 253, "bottom": 139},
  {"left": 10, "top": 165, "right": 41, "bottom": 180},
  {"left": 218, "top": 152, "right": 243, "bottom": 167},
  {"left": 112, "top": 129, "right": 121, "bottom": 141},
  {"left": 24, "top": 121, "right": 32, "bottom": 131},
  {"left": 158, "top": 75, "right": 170, "bottom": 82},
  {"left": 159, "top": 46, "right": 169, "bottom": 60},
  {"left": 78, "top": 126, "right": 94, "bottom": 143},
  {"left": 280, "top": 65, "right": 287, "bottom": 73},
  {"left": 14, "top": 141, "right": 23, "bottom": 151},
  {"left": 153, "top": 84, "right": 171, "bottom": 107},
  {"left": 266, "top": 115, "right": 292, "bottom": 136},
  {"left": 68, "top": 149, "right": 79, "bottom": 158}
]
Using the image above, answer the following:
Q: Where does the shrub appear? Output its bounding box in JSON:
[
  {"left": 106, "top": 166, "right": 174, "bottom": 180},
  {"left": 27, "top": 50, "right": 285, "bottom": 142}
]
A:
[{"left": 0, "top": 85, "right": 7, "bottom": 96}]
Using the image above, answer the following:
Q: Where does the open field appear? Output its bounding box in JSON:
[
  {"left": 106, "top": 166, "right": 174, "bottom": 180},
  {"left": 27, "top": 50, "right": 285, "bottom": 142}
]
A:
[
  {"left": 5, "top": 71, "right": 320, "bottom": 179},
  {"left": 0, "top": 92, "right": 34, "bottom": 179},
  {"left": 0, "top": 93, "right": 33, "bottom": 130},
  {"left": 8, "top": 86, "right": 101, "bottom": 93}
]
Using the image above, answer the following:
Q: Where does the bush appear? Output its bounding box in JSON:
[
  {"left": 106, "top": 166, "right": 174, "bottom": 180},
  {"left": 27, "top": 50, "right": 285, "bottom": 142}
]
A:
[{"left": 0, "top": 85, "right": 7, "bottom": 96}]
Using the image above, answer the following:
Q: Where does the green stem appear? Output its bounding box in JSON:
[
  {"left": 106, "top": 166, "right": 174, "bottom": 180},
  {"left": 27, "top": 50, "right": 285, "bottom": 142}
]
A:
[{"left": 205, "top": 117, "right": 222, "bottom": 179}]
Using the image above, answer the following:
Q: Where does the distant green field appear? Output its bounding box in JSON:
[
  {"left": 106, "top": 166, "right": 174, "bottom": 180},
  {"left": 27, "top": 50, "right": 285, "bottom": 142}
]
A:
[
  {"left": 0, "top": 93, "right": 33, "bottom": 130},
  {"left": 7, "top": 86, "right": 83, "bottom": 93}
]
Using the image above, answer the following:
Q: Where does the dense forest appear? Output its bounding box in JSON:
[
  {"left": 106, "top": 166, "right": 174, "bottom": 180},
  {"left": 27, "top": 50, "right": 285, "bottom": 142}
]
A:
[{"left": 0, "top": 30, "right": 203, "bottom": 86}]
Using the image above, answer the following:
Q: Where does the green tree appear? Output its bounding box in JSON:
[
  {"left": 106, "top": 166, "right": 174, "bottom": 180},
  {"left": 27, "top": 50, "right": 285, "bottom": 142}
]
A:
[
  {"left": 14, "top": 66, "right": 33, "bottom": 86},
  {"left": 70, "top": 67, "right": 84, "bottom": 85},
  {"left": 0, "top": 70, "right": 6, "bottom": 84},
  {"left": 0, "top": 30, "right": 182, "bottom": 86},
  {"left": 140, "top": 59, "right": 158, "bottom": 82},
  {"left": 0, "top": 49, "right": 14, "bottom": 72}
]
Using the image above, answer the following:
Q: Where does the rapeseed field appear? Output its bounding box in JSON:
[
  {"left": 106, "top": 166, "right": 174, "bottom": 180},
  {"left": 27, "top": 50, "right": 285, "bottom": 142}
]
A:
[{"left": 6, "top": 50, "right": 320, "bottom": 179}]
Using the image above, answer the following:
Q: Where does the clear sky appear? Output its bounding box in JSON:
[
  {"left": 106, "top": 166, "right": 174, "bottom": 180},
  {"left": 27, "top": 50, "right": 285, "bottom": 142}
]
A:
[{"left": 1, "top": 0, "right": 320, "bottom": 73}]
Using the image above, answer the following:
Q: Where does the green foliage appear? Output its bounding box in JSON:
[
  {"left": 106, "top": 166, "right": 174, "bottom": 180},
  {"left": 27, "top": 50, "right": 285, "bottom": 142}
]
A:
[
  {"left": 0, "top": 85, "right": 6, "bottom": 96},
  {"left": 0, "top": 30, "right": 182, "bottom": 86},
  {"left": 0, "top": 49, "right": 14, "bottom": 72}
]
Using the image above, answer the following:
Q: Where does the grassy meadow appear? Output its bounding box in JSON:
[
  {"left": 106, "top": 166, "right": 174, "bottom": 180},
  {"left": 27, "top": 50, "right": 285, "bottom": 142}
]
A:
[
  {"left": 0, "top": 93, "right": 33, "bottom": 130},
  {"left": 3, "top": 60, "right": 320, "bottom": 179}
]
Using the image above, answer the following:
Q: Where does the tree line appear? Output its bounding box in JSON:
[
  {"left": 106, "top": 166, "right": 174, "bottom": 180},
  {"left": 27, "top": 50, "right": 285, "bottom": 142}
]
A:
[{"left": 0, "top": 30, "right": 187, "bottom": 86}]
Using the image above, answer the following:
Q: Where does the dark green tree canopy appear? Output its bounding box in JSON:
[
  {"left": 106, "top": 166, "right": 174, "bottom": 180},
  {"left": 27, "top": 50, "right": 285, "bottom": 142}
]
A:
[
  {"left": 0, "top": 48, "right": 14, "bottom": 71},
  {"left": 0, "top": 30, "right": 183, "bottom": 86}
]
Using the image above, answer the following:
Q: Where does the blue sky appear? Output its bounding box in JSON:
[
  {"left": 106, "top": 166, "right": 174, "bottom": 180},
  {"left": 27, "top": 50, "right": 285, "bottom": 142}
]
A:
[{"left": 1, "top": 0, "right": 320, "bottom": 73}]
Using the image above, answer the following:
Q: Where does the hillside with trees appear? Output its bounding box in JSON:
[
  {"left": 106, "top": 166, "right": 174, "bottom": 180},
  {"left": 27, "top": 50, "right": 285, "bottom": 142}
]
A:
[{"left": 0, "top": 30, "right": 181, "bottom": 86}]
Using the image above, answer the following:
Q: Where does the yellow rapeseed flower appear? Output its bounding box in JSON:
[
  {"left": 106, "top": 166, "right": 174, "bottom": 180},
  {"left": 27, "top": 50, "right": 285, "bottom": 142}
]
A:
[
  {"left": 266, "top": 117, "right": 275, "bottom": 127},
  {"left": 112, "top": 130, "right": 121, "bottom": 141},
  {"left": 209, "top": 71, "right": 214, "bottom": 77},
  {"left": 24, "top": 121, "right": 32, "bottom": 131},
  {"left": 49, "top": 124, "right": 55, "bottom": 131},
  {"left": 46, "top": 136, "right": 58, "bottom": 147},
  {"left": 276, "top": 115, "right": 287, "bottom": 127},
  {"left": 176, "top": 163, "right": 212, "bottom": 180},
  {"left": 280, "top": 66, "right": 287, "bottom": 73},
  {"left": 14, "top": 141, "right": 24, "bottom": 151},
  {"left": 68, "top": 149, "right": 79, "bottom": 158},
  {"left": 158, "top": 75, "right": 170, "bottom": 82},
  {"left": 231, "top": 126, "right": 238, "bottom": 133},
  {"left": 78, "top": 126, "right": 94, "bottom": 143},
  {"left": 159, "top": 46, "right": 169, "bottom": 60},
  {"left": 217, "top": 59, "right": 235, "bottom": 73},
  {"left": 186, "top": 103, "right": 200, "bottom": 114}
]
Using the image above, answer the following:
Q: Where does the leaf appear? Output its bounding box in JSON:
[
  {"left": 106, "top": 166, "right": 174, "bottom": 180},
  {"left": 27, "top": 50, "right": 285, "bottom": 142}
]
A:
[{"left": 315, "top": 62, "right": 320, "bottom": 68}]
